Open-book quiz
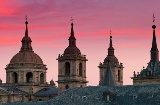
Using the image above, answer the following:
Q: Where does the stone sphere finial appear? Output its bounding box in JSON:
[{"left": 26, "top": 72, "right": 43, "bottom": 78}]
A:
[{"left": 152, "top": 25, "right": 156, "bottom": 29}]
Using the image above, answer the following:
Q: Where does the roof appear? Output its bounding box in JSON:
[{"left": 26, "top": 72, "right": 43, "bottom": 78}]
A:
[
  {"left": 5, "top": 19, "right": 47, "bottom": 70},
  {"left": 0, "top": 86, "right": 28, "bottom": 95},
  {"left": 6, "top": 85, "right": 160, "bottom": 105},
  {"left": 34, "top": 87, "right": 58, "bottom": 96}
]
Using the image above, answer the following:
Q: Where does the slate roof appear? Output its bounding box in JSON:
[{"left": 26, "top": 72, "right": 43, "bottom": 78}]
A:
[
  {"left": 0, "top": 87, "right": 9, "bottom": 94},
  {"left": 34, "top": 87, "right": 58, "bottom": 96},
  {"left": 0, "top": 86, "right": 28, "bottom": 95},
  {"left": 5, "top": 84, "right": 160, "bottom": 105}
]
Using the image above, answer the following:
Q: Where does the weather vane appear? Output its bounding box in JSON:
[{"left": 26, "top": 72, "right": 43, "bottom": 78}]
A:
[
  {"left": 153, "top": 14, "right": 155, "bottom": 23},
  {"left": 70, "top": 17, "right": 74, "bottom": 23}
]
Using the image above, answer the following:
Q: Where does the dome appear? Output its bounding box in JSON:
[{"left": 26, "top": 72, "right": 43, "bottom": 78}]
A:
[
  {"left": 22, "top": 36, "right": 32, "bottom": 42},
  {"left": 64, "top": 46, "right": 81, "bottom": 56},
  {"left": 104, "top": 55, "right": 118, "bottom": 63},
  {"left": 10, "top": 51, "right": 43, "bottom": 64}
]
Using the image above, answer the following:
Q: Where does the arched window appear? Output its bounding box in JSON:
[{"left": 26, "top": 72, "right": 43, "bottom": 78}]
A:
[
  {"left": 40, "top": 73, "right": 44, "bottom": 84},
  {"left": 118, "top": 70, "right": 120, "bottom": 81},
  {"left": 65, "top": 85, "right": 69, "bottom": 89},
  {"left": 13, "top": 72, "right": 18, "bottom": 83},
  {"left": 65, "top": 62, "right": 70, "bottom": 76},
  {"left": 26, "top": 72, "right": 33, "bottom": 83},
  {"left": 79, "top": 63, "right": 82, "bottom": 76}
]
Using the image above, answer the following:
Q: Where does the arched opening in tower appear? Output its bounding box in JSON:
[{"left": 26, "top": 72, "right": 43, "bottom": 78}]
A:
[
  {"left": 65, "top": 85, "right": 69, "bottom": 89},
  {"left": 13, "top": 72, "right": 18, "bottom": 83},
  {"left": 40, "top": 73, "right": 44, "bottom": 84},
  {"left": 65, "top": 62, "right": 70, "bottom": 76},
  {"left": 26, "top": 72, "right": 33, "bottom": 83},
  {"left": 79, "top": 63, "right": 83, "bottom": 76}
]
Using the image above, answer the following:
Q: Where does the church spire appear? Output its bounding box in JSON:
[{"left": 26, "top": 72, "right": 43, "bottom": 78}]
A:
[
  {"left": 68, "top": 17, "right": 76, "bottom": 47},
  {"left": 150, "top": 14, "right": 159, "bottom": 61},
  {"left": 108, "top": 31, "right": 114, "bottom": 56},
  {"left": 20, "top": 16, "right": 33, "bottom": 51},
  {"left": 150, "top": 24, "right": 159, "bottom": 61}
]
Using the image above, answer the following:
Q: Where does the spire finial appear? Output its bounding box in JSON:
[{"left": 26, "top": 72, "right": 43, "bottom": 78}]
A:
[
  {"left": 152, "top": 14, "right": 156, "bottom": 29},
  {"left": 68, "top": 17, "right": 76, "bottom": 46},
  {"left": 25, "top": 15, "right": 28, "bottom": 25},
  {"left": 108, "top": 30, "right": 114, "bottom": 56}
]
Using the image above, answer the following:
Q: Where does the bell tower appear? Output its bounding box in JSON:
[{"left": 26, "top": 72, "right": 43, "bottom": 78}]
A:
[
  {"left": 98, "top": 33, "right": 123, "bottom": 86},
  {"left": 57, "top": 19, "right": 88, "bottom": 94}
]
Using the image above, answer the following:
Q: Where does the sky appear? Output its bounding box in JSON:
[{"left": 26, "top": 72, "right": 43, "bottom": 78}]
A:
[{"left": 0, "top": 0, "right": 160, "bottom": 86}]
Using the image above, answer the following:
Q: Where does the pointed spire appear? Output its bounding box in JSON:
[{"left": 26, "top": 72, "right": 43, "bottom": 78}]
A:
[
  {"left": 150, "top": 25, "right": 159, "bottom": 61},
  {"left": 68, "top": 17, "right": 76, "bottom": 46},
  {"left": 110, "top": 36, "right": 112, "bottom": 47},
  {"left": 20, "top": 16, "right": 33, "bottom": 51},
  {"left": 102, "top": 62, "right": 115, "bottom": 86},
  {"left": 151, "top": 25, "right": 158, "bottom": 51},
  {"left": 70, "top": 17, "right": 74, "bottom": 37},
  {"left": 70, "top": 23, "right": 74, "bottom": 37},
  {"left": 150, "top": 14, "right": 159, "bottom": 61},
  {"left": 25, "top": 15, "right": 28, "bottom": 37},
  {"left": 108, "top": 31, "right": 114, "bottom": 56},
  {"left": 151, "top": 14, "right": 158, "bottom": 51}
]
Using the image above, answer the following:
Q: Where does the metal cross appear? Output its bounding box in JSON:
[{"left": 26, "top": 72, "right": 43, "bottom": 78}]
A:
[
  {"left": 70, "top": 17, "right": 74, "bottom": 23},
  {"left": 153, "top": 14, "right": 155, "bottom": 23}
]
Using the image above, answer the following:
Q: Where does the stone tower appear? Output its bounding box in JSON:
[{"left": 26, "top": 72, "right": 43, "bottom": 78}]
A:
[
  {"left": 5, "top": 18, "right": 48, "bottom": 93},
  {"left": 98, "top": 35, "right": 123, "bottom": 86},
  {"left": 131, "top": 24, "right": 160, "bottom": 85},
  {"left": 57, "top": 22, "right": 88, "bottom": 94}
]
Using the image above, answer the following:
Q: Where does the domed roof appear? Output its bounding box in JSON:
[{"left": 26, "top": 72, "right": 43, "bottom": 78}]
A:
[
  {"left": 64, "top": 46, "right": 81, "bottom": 56},
  {"left": 104, "top": 55, "right": 118, "bottom": 64},
  {"left": 9, "top": 19, "right": 43, "bottom": 65},
  {"left": 22, "top": 36, "right": 32, "bottom": 42},
  {"left": 10, "top": 51, "right": 43, "bottom": 64}
]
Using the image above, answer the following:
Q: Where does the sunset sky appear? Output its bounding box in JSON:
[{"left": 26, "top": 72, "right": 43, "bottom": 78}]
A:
[{"left": 1, "top": 0, "right": 160, "bottom": 86}]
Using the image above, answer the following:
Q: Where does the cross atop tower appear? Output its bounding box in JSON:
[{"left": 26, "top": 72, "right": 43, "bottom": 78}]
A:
[
  {"left": 70, "top": 17, "right": 74, "bottom": 24},
  {"left": 153, "top": 14, "right": 155, "bottom": 23}
]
